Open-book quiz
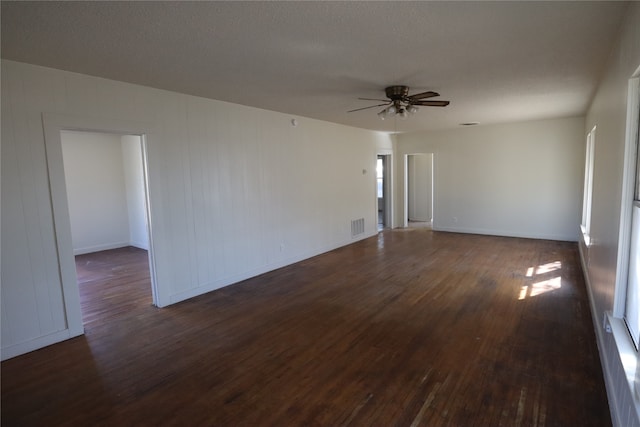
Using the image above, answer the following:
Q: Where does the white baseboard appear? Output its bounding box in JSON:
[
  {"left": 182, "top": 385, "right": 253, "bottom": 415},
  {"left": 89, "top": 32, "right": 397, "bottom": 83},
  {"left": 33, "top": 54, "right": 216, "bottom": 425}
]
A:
[
  {"left": 1, "top": 327, "right": 84, "bottom": 361},
  {"left": 166, "top": 230, "right": 377, "bottom": 306},
  {"left": 433, "top": 225, "right": 577, "bottom": 242},
  {"left": 73, "top": 241, "right": 129, "bottom": 255},
  {"left": 578, "top": 242, "right": 640, "bottom": 427},
  {"left": 129, "top": 240, "right": 149, "bottom": 250}
]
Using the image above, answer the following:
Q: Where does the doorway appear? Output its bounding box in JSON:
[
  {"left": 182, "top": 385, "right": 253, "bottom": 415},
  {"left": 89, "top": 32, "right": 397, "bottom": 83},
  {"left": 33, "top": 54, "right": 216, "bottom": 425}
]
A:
[
  {"left": 404, "top": 153, "right": 433, "bottom": 228},
  {"left": 60, "top": 130, "right": 155, "bottom": 325},
  {"left": 377, "top": 155, "right": 391, "bottom": 231}
]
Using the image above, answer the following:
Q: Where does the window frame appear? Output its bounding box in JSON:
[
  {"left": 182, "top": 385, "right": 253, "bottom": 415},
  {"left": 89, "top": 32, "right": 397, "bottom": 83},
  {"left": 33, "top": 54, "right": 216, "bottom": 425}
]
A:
[
  {"left": 611, "top": 74, "right": 640, "bottom": 405},
  {"left": 614, "top": 76, "right": 640, "bottom": 331},
  {"left": 581, "top": 126, "right": 596, "bottom": 246}
]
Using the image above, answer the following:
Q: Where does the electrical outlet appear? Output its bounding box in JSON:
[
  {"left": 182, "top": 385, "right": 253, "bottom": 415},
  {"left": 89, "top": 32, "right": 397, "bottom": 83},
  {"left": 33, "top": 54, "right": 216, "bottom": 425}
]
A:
[{"left": 603, "top": 312, "right": 612, "bottom": 333}]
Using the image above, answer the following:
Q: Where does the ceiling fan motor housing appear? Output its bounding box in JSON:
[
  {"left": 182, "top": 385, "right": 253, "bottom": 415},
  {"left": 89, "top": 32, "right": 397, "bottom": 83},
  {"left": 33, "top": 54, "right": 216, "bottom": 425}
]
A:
[{"left": 385, "top": 85, "right": 410, "bottom": 101}]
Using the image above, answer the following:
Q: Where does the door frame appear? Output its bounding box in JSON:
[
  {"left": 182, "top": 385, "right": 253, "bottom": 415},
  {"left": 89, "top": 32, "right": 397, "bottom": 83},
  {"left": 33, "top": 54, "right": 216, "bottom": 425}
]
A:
[
  {"left": 376, "top": 150, "right": 393, "bottom": 230},
  {"left": 377, "top": 154, "right": 392, "bottom": 230},
  {"left": 43, "top": 113, "right": 159, "bottom": 337}
]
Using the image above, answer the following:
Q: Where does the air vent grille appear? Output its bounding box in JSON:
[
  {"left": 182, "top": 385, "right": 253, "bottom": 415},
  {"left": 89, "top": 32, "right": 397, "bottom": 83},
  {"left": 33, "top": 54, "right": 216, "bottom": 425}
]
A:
[{"left": 351, "top": 218, "right": 364, "bottom": 237}]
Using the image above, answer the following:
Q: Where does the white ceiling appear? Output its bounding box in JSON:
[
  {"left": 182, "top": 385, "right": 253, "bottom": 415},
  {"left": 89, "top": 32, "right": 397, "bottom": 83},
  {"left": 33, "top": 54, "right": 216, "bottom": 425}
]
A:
[{"left": 1, "top": 1, "right": 629, "bottom": 133}]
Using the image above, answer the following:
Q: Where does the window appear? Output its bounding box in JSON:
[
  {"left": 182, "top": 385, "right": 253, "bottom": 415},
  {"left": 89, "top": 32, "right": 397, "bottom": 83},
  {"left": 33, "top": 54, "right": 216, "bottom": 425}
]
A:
[
  {"left": 625, "top": 109, "right": 640, "bottom": 348},
  {"left": 608, "top": 72, "right": 640, "bottom": 421},
  {"left": 377, "top": 157, "right": 384, "bottom": 198},
  {"left": 581, "top": 127, "right": 596, "bottom": 245},
  {"left": 626, "top": 203, "right": 640, "bottom": 348},
  {"left": 617, "top": 76, "right": 640, "bottom": 350}
]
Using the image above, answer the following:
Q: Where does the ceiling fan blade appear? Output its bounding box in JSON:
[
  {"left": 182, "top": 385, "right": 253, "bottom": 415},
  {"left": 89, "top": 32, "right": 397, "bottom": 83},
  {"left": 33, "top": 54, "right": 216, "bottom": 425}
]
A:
[
  {"left": 408, "top": 91, "right": 439, "bottom": 100},
  {"left": 411, "top": 100, "right": 450, "bottom": 107},
  {"left": 347, "top": 103, "right": 390, "bottom": 113},
  {"left": 358, "top": 97, "right": 390, "bottom": 102}
]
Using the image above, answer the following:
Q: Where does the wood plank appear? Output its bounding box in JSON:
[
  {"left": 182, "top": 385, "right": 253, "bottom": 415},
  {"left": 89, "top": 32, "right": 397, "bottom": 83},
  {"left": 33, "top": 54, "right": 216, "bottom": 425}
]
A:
[{"left": 1, "top": 230, "right": 611, "bottom": 426}]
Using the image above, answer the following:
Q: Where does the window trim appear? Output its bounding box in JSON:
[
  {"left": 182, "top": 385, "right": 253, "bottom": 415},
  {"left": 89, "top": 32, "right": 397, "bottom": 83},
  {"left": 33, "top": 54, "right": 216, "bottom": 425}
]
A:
[
  {"left": 614, "top": 76, "right": 640, "bottom": 320},
  {"left": 581, "top": 126, "right": 596, "bottom": 247},
  {"left": 612, "top": 74, "right": 640, "bottom": 405}
]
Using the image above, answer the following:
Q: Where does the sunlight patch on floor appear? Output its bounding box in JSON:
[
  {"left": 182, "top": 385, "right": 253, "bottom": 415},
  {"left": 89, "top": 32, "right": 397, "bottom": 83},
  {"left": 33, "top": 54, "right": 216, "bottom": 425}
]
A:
[{"left": 519, "top": 261, "right": 562, "bottom": 300}]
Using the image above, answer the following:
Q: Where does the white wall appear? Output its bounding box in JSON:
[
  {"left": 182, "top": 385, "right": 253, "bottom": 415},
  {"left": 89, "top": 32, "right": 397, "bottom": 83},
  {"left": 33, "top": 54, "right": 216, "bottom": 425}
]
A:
[
  {"left": 61, "top": 131, "right": 131, "bottom": 254},
  {"left": 407, "top": 154, "right": 432, "bottom": 222},
  {"left": 396, "top": 117, "right": 585, "bottom": 241},
  {"left": 580, "top": 3, "right": 640, "bottom": 426},
  {"left": 0, "top": 60, "right": 391, "bottom": 359},
  {"left": 121, "top": 135, "right": 149, "bottom": 250}
]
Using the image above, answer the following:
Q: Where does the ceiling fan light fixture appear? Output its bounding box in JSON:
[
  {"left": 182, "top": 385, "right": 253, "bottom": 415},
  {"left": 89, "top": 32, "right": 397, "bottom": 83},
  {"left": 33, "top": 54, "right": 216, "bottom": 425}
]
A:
[{"left": 349, "top": 86, "right": 449, "bottom": 119}]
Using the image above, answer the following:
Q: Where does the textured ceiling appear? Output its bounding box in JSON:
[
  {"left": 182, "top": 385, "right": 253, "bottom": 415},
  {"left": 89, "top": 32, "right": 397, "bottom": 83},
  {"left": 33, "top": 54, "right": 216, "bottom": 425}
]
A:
[{"left": 1, "top": 1, "right": 629, "bottom": 133}]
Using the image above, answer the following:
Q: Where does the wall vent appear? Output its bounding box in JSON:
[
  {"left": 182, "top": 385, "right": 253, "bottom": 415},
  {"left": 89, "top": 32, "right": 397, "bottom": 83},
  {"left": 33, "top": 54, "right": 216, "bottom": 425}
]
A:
[{"left": 351, "top": 218, "right": 365, "bottom": 237}]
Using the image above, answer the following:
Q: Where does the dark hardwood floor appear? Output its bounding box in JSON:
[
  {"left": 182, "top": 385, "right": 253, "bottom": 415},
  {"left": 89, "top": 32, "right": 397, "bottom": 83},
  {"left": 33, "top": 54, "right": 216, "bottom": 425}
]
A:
[
  {"left": 75, "top": 246, "right": 154, "bottom": 328},
  {"left": 1, "top": 230, "right": 611, "bottom": 426}
]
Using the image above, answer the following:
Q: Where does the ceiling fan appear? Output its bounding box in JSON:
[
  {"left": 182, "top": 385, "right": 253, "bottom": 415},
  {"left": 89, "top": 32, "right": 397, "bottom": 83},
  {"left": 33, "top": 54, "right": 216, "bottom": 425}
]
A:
[{"left": 348, "top": 85, "right": 450, "bottom": 119}]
